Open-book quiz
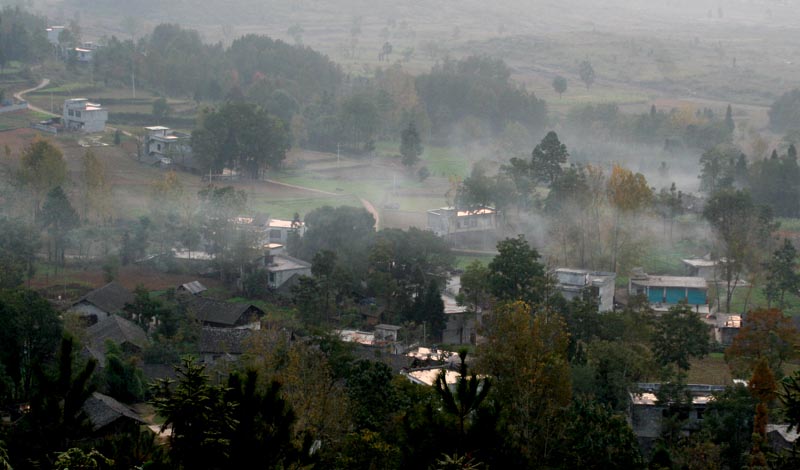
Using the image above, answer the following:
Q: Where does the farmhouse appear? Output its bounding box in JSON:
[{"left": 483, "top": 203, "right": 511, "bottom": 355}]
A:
[
  {"left": 628, "top": 270, "right": 709, "bottom": 314},
  {"left": 62, "top": 98, "right": 107, "bottom": 133},
  {"left": 85, "top": 314, "right": 149, "bottom": 364},
  {"left": 266, "top": 218, "right": 306, "bottom": 244},
  {"left": 183, "top": 297, "right": 264, "bottom": 329},
  {"left": 427, "top": 206, "right": 498, "bottom": 247},
  {"left": 554, "top": 268, "right": 616, "bottom": 312},
  {"left": 259, "top": 252, "right": 312, "bottom": 290},
  {"left": 82, "top": 392, "right": 147, "bottom": 436},
  {"left": 144, "top": 126, "right": 191, "bottom": 160},
  {"left": 45, "top": 26, "right": 65, "bottom": 45},
  {"left": 198, "top": 327, "right": 255, "bottom": 365},
  {"left": 68, "top": 282, "right": 134, "bottom": 326},
  {"left": 682, "top": 256, "right": 722, "bottom": 281}
]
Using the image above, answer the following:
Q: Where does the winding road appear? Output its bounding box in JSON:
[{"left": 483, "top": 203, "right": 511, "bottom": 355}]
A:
[{"left": 13, "top": 78, "right": 56, "bottom": 116}]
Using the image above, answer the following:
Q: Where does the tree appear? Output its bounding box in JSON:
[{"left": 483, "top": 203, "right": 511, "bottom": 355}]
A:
[
  {"left": 152, "top": 97, "right": 171, "bottom": 120},
  {"left": 54, "top": 448, "right": 113, "bottom": 470},
  {"left": 456, "top": 260, "right": 491, "bottom": 313},
  {"left": 748, "top": 358, "right": 777, "bottom": 468},
  {"left": 191, "top": 102, "right": 290, "bottom": 178},
  {"left": 40, "top": 186, "right": 79, "bottom": 266},
  {"left": 103, "top": 340, "right": 145, "bottom": 403},
  {"left": 412, "top": 279, "right": 447, "bottom": 341},
  {"left": 151, "top": 358, "right": 235, "bottom": 469},
  {"left": 703, "top": 190, "right": 776, "bottom": 313},
  {"left": 0, "top": 218, "right": 39, "bottom": 289},
  {"left": 557, "top": 399, "right": 644, "bottom": 469},
  {"left": 19, "top": 138, "right": 67, "bottom": 218},
  {"left": 725, "top": 308, "right": 799, "bottom": 378},
  {"left": 400, "top": 121, "right": 423, "bottom": 167},
  {"left": 552, "top": 75, "right": 567, "bottom": 98},
  {"left": 476, "top": 301, "right": 572, "bottom": 464},
  {"left": 769, "top": 89, "right": 800, "bottom": 132},
  {"left": 530, "top": 131, "right": 568, "bottom": 185},
  {"left": 698, "top": 145, "right": 737, "bottom": 194},
  {"left": 435, "top": 350, "right": 491, "bottom": 445},
  {"left": 0, "top": 289, "right": 63, "bottom": 402},
  {"left": 725, "top": 104, "right": 735, "bottom": 133},
  {"left": 703, "top": 385, "right": 756, "bottom": 470},
  {"left": 763, "top": 239, "right": 800, "bottom": 309},
  {"left": 578, "top": 60, "right": 596, "bottom": 89},
  {"left": 487, "top": 235, "right": 551, "bottom": 306},
  {"left": 606, "top": 165, "right": 652, "bottom": 273},
  {"left": 652, "top": 303, "right": 710, "bottom": 372}
]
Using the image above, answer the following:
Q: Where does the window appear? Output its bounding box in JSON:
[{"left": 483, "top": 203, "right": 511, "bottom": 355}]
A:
[
  {"left": 68, "top": 109, "right": 74, "bottom": 116},
  {"left": 269, "top": 229, "right": 282, "bottom": 240},
  {"left": 268, "top": 272, "right": 276, "bottom": 284},
  {"left": 157, "top": 144, "right": 162, "bottom": 151},
  {"left": 76, "top": 111, "right": 81, "bottom": 118}
]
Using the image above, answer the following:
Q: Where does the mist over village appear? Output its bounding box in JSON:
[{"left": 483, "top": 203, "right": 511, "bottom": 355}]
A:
[{"left": 3, "top": 0, "right": 800, "bottom": 468}]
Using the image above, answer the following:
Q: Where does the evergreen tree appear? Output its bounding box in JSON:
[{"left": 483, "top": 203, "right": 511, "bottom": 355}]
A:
[
  {"left": 400, "top": 121, "right": 423, "bottom": 167},
  {"left": 530, "top": 131, "right": 569, "bottom": 185},
  {"left": 725, "top": 104, "right": 735, "bottom": 133},
  {"left": 764, "top": 239, "right": 800, "bottom": 309}
]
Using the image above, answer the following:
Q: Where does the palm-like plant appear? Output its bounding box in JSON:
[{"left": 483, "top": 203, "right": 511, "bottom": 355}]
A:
[{"left": 434, "top": 350, "right": 491, "bottom": 439}]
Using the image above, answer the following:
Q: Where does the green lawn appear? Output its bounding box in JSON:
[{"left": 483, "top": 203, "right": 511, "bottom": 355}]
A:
[
  {"left": 454, "top": 254, "right": 495, "bottom": 270},
  {"left": 726, "top": 283, "right": 800, "bottom": 316},
  {"left": 375, "top": 140, "right": 471, "bottom": 178}
]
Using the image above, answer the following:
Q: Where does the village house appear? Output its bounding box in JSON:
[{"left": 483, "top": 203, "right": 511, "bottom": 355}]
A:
[
  {"left": 266, "top": 218, "right": 306, "bottom": 244},
  {"left": 427, "top": 206, "right": 499, "bottom": 248},
  {"left": 74, "top": 46, "right": 93, "bottom": 63},
  {"left": 441, "top": 276, "right": 478, "bottom": 345},
  {"left": 143, "top": 126, "right": 191, "bottom": 161},
  {"left": 84, "top": 314, "right": 149, "bottom": 365},
  {"left": 682, "top": 256, "right": 722, "bottom": 281},
  {"left": 82, "top": 392, "right": 148, "bottom": 437},
  {"left": 198, "top": 327, "right": 255, "bottom": 365},
  {"left": 628, "top": 383, "right": 726, "bottom": 454},
  {"left": 712, "top": 313, "right": 741, "bottom": 346},
  {"left": 45, "top": 26, "right": 65, "bottom": 45},
  {"left": 176, "top": 280, "right": 208, "bottom": 296},
  {"left": 258, "top": 251, "right": 312, "bottom": 291},
  {"left": 554, "top": 268, "right": 616, "bottom": 312},
  {"left": 68, "top": 282, "right": 135, "bottom": 326},
  {"left": 183, "top": 296, "right": 264, "bottom": 329},
  {"left": 628, "top": 270, "right": 710, "bottom": 314},
  {"left": 62, "top": 98, "right": 107, "bottom": 133}
]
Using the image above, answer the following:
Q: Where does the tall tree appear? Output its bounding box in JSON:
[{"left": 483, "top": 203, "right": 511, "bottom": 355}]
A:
[
  {"left": 151, "top": 358, "right": 235, "bottom": 469},
  {"left": 725, "top": 104, "right": 735, "bottom": 133},
  {"left": 82, "top": 150, "right": 111, "bottom": 222},
  {"left": 192, "top": 102, "right": 290, "bottom": 178},
  {"left": 578, "top": 60, "right": 596, "bottom": 89},
  {"left": 0, "top": 218, "right": 39, "bottom": 289},
  {"left": 487, "top": 235, "right": 550, "bottom": 306},
  {"left": 19, "top": 138, "right": 67, "bottom": 219},
  {"left": 400, "top": 121, "right": 423, "bottom": 167},
  {"left": 530, "top": 131, "right": 568, "bottom": 185},
  {"left": 725, "top": 308, "right": 799, "bottom": 378},
  {"left": 606, "top": 165, "right": 652, "bottom": 272},
  {"left": 552, "top": 76, "right": 567, "bottom": 98},
  {"left": 40, "top": 186, "right": 79, "bottom": 266},
  {"left": 703, "top": 190, "right": 777, "bottom": 312},
  {"left": 476, "top": 301, "right": 572, "bottom": 464},
  {"left": 748, "top": 358, "right": 776, "bottom": 468},
  {"left": 763, "top": 239, "right": 800, "bottom": 309},
  {"left": 652, "top": 303, "right": 710, "bottom": 372}
]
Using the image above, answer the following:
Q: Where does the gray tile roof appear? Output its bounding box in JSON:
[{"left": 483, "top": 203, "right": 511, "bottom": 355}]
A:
[
  {"left": 86, "top": 314, "right": 149, "bottom": 362},
  {"left": 198, "top": 327, "right": 255, "bottom": 354},
  {"left": 82, "top": 392, "right": 146, "bottom": 432},
  {"left": 74, "top": 282, "right": 135, "bottom": 314},
  {"left": 185, "top": 297, "right": 263, "bottom": 327}
]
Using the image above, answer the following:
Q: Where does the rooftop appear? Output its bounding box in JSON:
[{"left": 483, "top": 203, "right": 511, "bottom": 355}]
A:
[
  {"left": 144, "top": 126, "right": 170, "bottom": 131},
  {"left": 406, "top": 368, "right": 461, "bottom": 386},
  {"left": 185, "top": 297, "right": 263, "bottom": 327},
  {"left": 682, "top": 258, "right": 719, "bottom": 268},
  {"left": 198, "top": 327, "right": 255, "bottom": 354},
  {"left": 178, "top": 280, "right": 207, "bottom": 295},
  {"left": 73, "top": 282, "right": 134, "bottom": 314},
  {"left": 631, "top": 275, "right": 708, "bottom": 289},
  {"left": 86, "top": 314, "right": 149, "bottom": 353},
  {"left": 266, "top": 254, "right": 312, "bottom": 272},
  {"left": 268, "top": 218, "right": 300, "bottom": 229},
  {"left": 82, "top": 392, "right": 146, "bottom": 432}
]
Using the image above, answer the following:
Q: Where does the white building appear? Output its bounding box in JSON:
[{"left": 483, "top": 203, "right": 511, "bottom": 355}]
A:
[
  {"left": 46, "top": 26, "right": 65, "bottom": 45},
  {"left": 554, "top": 268, "right": 616, "bottom": 312},
  {"left": 144, "top": 126, "right": 191, "bottom": 159},
  {"left": 266, "top": 218, "right": 306, "bottom": 245},
  {"left": 261, "top": 252, "right": 312, "bottom": 290},
  {"left": 74, "top": 47, "right": 93, "bottom": 62},
  {"left": 63, "top": 98, "right": 107, "bottom": 133}
]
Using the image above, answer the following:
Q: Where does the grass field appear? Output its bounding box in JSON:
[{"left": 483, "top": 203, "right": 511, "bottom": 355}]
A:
[{"left": 0, "top": 109, "right": 49, "bottom": 131}]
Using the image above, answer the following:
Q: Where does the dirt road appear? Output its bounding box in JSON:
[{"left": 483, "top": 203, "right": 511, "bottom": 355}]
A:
[{"left": 13, "top": 78, "right": 56, "bottom": 116}]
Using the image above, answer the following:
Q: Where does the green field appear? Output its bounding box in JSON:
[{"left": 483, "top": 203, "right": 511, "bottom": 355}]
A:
[{"left": 0, "top": 109, "right": 49, "bottom": 131}]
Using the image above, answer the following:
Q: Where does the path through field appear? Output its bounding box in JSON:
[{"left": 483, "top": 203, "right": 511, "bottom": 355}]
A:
[{"left": 14, "top": 78, "right": 54, "bottom": 116}]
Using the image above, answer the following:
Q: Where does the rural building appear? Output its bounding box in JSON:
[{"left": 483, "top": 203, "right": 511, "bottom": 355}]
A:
[
  {"left": 259, "top": 252, "right": 312, "bottom": 290},
  {"left": 628, "top": 270, "right": 709, "bottom": 314},
  {"left": 767, "top": 424, "right": 800, "bottom": 451},
  {"left": 45, "top": 26, "right": 65, "bottom": 45},
  {"left": 374, "top": 324, "right": 401, "bottom": 342},
  {"left": 198, "top": 327, "right": 255, "bottom": 365},
  {"left": 628, "top": 383, "right": 725, "bottom": 453},
  {"left": 266, "top": 218, "right": 306, "bottom": 244},
  {"left": 441, "top": 276, "right": 478, "bottom": 345},
  {"left": 177, "top": 280, "right": 207, "bottom": 296},
  {"left": 82, "top": 392, "right": 147, "bottom": 436},
  {"left": 74, "top": 47, "right": 93, "bottom": 62},
  {"left": 62, "top": 98, "right": 107, "bottom": 133},
  {"left": 713, "top": 313, "right": 741, "bottom": 346},
  {"left": 144, "top": 126, "right": 191, "bottom": 160},
  {"left": 85, "top": 314, "right": 149, "bottom": 364},
  {"left": 183, "top": 297, "right": 264, "bottom": 329},
  {"left": 554, "top": 268, "right": 616, "bottom": 312},
  {"left": 682, "top": 257, "right": 721, "bottom": 281},
  {"left": 427, "top": 206, "right": 498, "bottom": 248},
  {"left": 68, "top": 282, "right": 135, "bottom": 326}
]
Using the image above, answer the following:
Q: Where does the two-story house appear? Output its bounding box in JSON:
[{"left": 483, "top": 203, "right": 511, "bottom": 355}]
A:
[{"left": 63, "top": 98, "right": 107, "bottom": 133}]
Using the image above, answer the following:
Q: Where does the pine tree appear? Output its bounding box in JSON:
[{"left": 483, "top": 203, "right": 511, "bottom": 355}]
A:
[
  {"left": 725, "top": 104, "right": 735, "bottom": 133},
  {"left": 400, "top": 121, "right": 423, "bottom": 167}
]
